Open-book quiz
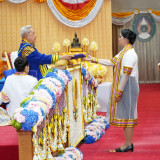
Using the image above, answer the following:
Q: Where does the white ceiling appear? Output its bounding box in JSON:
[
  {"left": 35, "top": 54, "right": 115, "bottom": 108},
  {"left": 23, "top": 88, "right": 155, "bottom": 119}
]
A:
[{"left": 112, "top": 0, "right": 160, "bottom": 12}]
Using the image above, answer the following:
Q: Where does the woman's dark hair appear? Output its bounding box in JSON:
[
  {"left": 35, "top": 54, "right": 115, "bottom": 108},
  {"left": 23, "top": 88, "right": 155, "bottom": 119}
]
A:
[
  {"left": 121, "top": 29, "right": 137, "bottom": 45},
  {"left": 14, "top": 57, "right": 28, "bottom": 72}
]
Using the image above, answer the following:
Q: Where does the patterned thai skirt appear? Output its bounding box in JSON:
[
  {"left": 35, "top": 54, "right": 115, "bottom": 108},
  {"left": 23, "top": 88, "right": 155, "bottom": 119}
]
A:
[{"left": 110, "top": 76, "right": 139, "bottom": 127}]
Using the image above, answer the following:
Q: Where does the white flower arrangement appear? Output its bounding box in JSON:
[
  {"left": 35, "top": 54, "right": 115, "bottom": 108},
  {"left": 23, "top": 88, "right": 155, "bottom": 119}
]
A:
[
  {"left": 52, "top": 42, "right": 61, "bottom": 53},
  {"left": 88, "top": 64, "right": 107, "bottom": 77},
  {"left": 63, "top": 39, "right": 71, "bottom": 47},
  {"left": 84, "top": 116, "right": 110, "bottom": 144},
  {"left": 90, "top": 41, "right": 98, "bottom": 52},
  {"left": 82, "top": 38, "right": 89, "bottom": 46}
]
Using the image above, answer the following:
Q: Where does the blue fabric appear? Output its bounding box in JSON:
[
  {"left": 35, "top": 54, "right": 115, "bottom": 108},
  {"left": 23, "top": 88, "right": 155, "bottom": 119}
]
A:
[
  {"left": 18, "top": 41, "right": 52, "bottom": 80},
  {"left": 0, "top": 77, "right": 5, "bottom": 83},
  {"left": 3, "top": 69, "right": 16, "bottom": 79},
  {"left": 0, "top": 77, "right": 5, "bottom": 91},
  {"left": 71, "top": 53, "right": 86, "bottom": 59},
  {"left": 28, "top": 70, "right": 38, "bottom": 79}
]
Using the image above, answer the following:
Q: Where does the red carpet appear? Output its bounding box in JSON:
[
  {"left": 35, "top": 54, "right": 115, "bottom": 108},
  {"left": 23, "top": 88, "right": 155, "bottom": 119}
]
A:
[
  {"left": 79, "top": 84, "right": 160, "bottom": 160},
  {"left": 0, "top": 126, "right": 18, "bottom": 160},
  {"left": 0, "top": 84, "right": 160, "bottom": 160}
]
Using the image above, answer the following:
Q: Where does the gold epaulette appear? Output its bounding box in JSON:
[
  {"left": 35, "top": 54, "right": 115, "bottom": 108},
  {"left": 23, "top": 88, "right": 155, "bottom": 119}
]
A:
[{"left": 22, "top": 46, "right": 35, "bottom": 58}]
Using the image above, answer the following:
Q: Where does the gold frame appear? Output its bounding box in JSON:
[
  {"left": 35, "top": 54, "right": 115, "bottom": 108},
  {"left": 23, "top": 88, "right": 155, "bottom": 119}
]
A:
[{"left": 4, "top": 52, "right": 12, "bottom": 69}]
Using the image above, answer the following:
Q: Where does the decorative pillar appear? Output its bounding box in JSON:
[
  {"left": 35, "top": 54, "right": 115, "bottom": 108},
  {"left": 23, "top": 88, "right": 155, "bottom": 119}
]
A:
[{"left": 17, "top": 130, "right": 33, "bottom": 160}]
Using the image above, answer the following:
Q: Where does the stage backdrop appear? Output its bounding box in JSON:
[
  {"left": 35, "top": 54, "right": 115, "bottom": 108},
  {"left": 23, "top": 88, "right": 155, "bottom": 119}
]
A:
[{"left": 0, "top": 0, "right": 113, "bottom": 82}]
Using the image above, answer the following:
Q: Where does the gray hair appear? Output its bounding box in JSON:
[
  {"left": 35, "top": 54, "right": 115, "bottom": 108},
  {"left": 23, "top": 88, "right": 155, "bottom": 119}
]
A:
[{"left": 20, "top": 25, "right": 32, "bottom": 38}]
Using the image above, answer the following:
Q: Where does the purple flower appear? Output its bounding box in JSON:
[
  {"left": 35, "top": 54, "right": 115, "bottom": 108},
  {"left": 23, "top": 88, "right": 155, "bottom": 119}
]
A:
[
  {"left": 63, "top": 70, "right": 72, "bottom": 81},
  {"left": 81, "top": 67, "right": 87, "bottom": 77}
]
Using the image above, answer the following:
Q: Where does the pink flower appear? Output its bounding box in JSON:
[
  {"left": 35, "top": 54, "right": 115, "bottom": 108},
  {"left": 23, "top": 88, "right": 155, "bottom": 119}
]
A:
[
  {"left": 84, "top": 71, "right": 91, "bottom": 81},
  {"left": 14, "top": 112, "right": 25, "bottom": 123},
  {"left": 57, "top": 70, "right": 69, "bottom": 85},
  {"left": 14, "top": 107, "right": 24, "bottom": 114}
]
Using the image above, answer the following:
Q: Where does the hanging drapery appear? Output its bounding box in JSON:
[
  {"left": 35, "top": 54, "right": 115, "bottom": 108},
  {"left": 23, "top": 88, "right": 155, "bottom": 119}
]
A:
[
  {"left": 149, "top": 9, "right": 160, "bottom": 23},
  {"left": 112, "top": 9, "right": 160, "bottom": 25},
  {"left": 1, "top": 0, "right": 45, "bottom": 3},
  {"left": 33, "top": 0, "right": 46, "bottom": 3},
  {"left": 112, "top": 12, "right": 134, "bottom": 25},
  {"left": 7, "top": 0, "right": 26, "bottom": 3},
  {"left": 47, "top": 0, "right": 104, "bottom": 28}
]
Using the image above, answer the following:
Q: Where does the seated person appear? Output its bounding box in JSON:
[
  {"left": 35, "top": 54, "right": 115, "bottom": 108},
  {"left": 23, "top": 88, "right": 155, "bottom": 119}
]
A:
[{"left": 0, "top": 57, "right": 38, "bottom": 119}]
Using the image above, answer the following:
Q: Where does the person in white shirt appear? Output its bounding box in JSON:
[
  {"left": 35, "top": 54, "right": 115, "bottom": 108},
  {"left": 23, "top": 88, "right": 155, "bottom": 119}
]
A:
[
  {"left": 84, "top": 29, "right": 139, "bottom": 152},
  {"left": 0, "top": 57, "right": 38, "bottom": 120}
]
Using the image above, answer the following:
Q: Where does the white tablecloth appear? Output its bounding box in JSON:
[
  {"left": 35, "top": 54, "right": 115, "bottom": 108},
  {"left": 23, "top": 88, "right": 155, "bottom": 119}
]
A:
[{"left": 97, "top": 82, "right": 112, "bottom": 121}]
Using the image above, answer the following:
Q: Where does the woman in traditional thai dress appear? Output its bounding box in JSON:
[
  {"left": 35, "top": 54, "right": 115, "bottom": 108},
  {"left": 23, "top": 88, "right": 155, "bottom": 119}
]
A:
[
  {"left": 0, "top": 57, "right": 38, "bottom": 125},
  {"left": 84, "top": 29, "right": 139, "bottom": 152}
]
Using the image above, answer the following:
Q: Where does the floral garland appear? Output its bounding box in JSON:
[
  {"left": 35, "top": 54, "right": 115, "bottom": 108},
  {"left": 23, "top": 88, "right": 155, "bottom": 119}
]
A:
[
  {"left": 55, "top": 147, "right": 83, "bottom": 160},
  {"left": 84, "top": 116, "right": 110, "bottom": 144},
  {"left": 81, "top": 66, "right": 99, "bottom": 123},
  {"left": 12, "top": 68, "right": 72, "bottom": 131},
  {"left": 81, "top": 66, "right": 98, "bottom": 88},
  {"left": 32, "top": 123, "right": 83, "bottom": 160}
]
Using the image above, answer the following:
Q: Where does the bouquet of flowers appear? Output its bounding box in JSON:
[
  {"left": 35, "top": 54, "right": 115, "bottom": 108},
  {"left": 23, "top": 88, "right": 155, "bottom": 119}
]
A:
[
  {"left": 82, "top": 38, "right": 89, "bottom": 46},
  {"left": 88, "top": 64, "right": 107, "bottom": 78},
  {"left": 90, "top": 41, "right": 98, "bottom": 52},
  {"left": 63, "top": 39, "right": 71, "bottom": 47},
  {"left": 52, "top": 42, "right": 61, "bottom": 53}
]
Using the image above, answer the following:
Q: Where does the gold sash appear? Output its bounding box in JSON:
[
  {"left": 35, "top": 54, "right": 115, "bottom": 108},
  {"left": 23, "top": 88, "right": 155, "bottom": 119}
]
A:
[{"left": 110, "top": 44, "right": 133, "bottom": 123}]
